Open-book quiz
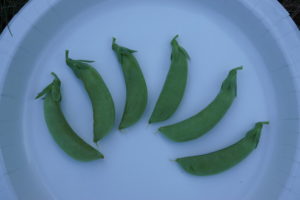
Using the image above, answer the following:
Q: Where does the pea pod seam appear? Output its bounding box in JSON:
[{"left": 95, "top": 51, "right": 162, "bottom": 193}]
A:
[
  {"left": 159, "top": 66, "right": 243, "bottom": 142},
  {"left": 176, "top": 121, "right": 269, "bottom": 176},
  {"left": 149, "top": 35, "right": 190, "bottom": 123},
  {"left": 112, "top": 38, "right": 148, "bottom": 130},
  {"left": 36, "top": 73, "right": 104, "bottom": 161},
  {"left": 65, "top": 50, "right": 115, "bottom": 143}
]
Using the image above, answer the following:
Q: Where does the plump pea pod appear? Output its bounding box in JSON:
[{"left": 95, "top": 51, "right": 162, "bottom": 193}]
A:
[
  {"left": 159, "top": 66, "right": 243, "bottom": 142},
  {"left": 112, "top": 38, "right": 148, "bottom": 130},
  {"left": 65, "top": 50, "right": 115, "bottom": 143},
  {"left": 36, "top": 73, "right": 104, "bottom": 161},
  {"left": 149, "top": 35, "right": 190, "bottom": 123},
  {"left": 176, "top": 121, "right": 269, "bottom": 176}
]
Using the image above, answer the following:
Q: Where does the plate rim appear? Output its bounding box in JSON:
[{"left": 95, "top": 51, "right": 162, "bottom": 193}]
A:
[{"left": 0, "top": 0, "right": 300, "bottom": 199}]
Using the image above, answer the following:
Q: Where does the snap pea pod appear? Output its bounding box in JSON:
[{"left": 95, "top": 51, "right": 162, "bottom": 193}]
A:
[
  {"left": 112, "top": 38, "right": 148, "bottom": 130},
  {"left": 36, "top": 73, "right": 104, "bottom": 161},
  {"left": 149, "top": 35, "right": 190, "bottom": 123},
  {"left": 176, "top": 121, "right": 269, "bottom": 176},
  {"left": 159, "top": 66, "right": 243, "bottom": 142},
  {"left": 65, "top": 50, "right": 115, "bottom": 143}
]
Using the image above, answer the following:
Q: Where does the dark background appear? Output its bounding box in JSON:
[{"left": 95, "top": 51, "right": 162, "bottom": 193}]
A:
[{"left": 0, "top": 0, "right": 300, "bottom": 34}]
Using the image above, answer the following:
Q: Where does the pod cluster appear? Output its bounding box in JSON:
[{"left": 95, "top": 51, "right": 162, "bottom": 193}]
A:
[{"left": 36, "top": 36, "right": 268, "bottom": 176}]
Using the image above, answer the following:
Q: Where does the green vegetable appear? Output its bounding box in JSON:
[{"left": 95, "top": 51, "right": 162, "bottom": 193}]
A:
[
  {"left": 36, "top": 73, "right": 104, "bottom": 161},
  {"left": 149, "top": 35, "right": 190, "bottom": 123},
  {"left": 176, "top": 121, "right": 269, "bottom": 176},
  {"left": 159, "top": 66, "right": 243, "bottom": 142},
  {"left": 65, "top": 50, "right": 115, "bottom": 143},
  {"left": 112, "top": 38, "right": 148, "bottom": 130}
]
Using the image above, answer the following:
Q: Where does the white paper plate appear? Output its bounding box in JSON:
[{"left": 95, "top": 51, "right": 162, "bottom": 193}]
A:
[{"left": 1, "top": 0, "right": 300, "bottom": 199}]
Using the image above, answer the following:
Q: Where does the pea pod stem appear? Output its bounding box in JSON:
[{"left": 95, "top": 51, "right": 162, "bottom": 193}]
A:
[
  {"left": 36, "top": 73, "right": 104, "bottom": 161},
  {"left": 112, "top": 38, "right": 148, "bottom": 130},
  {"left": 65, "top": 50, "right": 115, "bottom": 143},
  {"left": 159, "top": 66, "right": 243, "bottom": 142},
  {"left": 149, "top": 35, "right": 190, "bottom": 123},
  {"left": 176, "top": 121, "right": 269, "bottom": 176}
]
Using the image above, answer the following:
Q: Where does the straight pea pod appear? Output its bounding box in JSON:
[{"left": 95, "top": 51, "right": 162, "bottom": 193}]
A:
[
  {"left": 36, "top": 73, "right": 104, "bottom": 161},
  {"left": 149, "top": 35, "right": 190, "bottom": 123},
  {"left": 65, "top": 50, "right": 115, "bottom": 143},
  {"left": 112, "top": 38, "right": 148, "bottom": 130},
  {"left": 176, "top": 121, "right": 269, "bottom": 176},
  {"left": 159, "top": 66, "right": 243, "bottom": 142}
]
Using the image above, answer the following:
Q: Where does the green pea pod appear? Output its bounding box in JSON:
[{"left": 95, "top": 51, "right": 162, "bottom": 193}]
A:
[
  {"left": 149, "top": 35, "right": 190, "bottom": 123},
  {"left": 36, "top": 73, "right": 104, "bottom": 161},
  {"left": 159, "top": 66, "right": 243, "bottom": 142},
  {"left": 65, "top": 50, "right": 115, "bottom": 143},
  {"left": 112, "top": 38, "right": 148, "bottom": 130},
  {"left": 176, "top": 121, "right": 269, "bottom": 176}
]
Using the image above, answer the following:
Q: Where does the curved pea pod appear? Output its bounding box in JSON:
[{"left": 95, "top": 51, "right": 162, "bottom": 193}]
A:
[
  {"left": 65, "top": 50, "right": 115, "bottom": 143},
  {"left": 149, "top": 35, "right": 190, "bottom": 123},
  {"left": 159, "top": 66, "right": 243, "bottom": 142},
  {"left": 36, "top": 73, "right": 104, "bottom": 161},
  {"left": 112, "top": 38, "right": 148, "bottom": 130},
  {"left": 176, "top": 121, "right": 269, "bottom": 176}
]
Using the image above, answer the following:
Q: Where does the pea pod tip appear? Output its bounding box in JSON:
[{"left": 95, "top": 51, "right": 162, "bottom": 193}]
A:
[
  {"left": 99, "top": 154, "right": 104, "bottom": 159},
  {"left": 148, "top": 119, "right": 155, "bottom": 124},
  {"left": 50, "top": 72, "right": 59, "bottom": 79},
  {"left": 35, "top": 72, "right": 60, "bottom": 100},
  {"left": 171, "top": 35, "right": 179, "bottom": 45},
  {"left": 172, "top": 34, "right": 179, "bottom": 40},
  {"left": 230, "top": 66, "right": 243, "bottom": 72},
  {"left": 65, "top": 50, "right": 70, "bottom": 58},
  {"left": 93, "top": 139, "right": 99, "bottom": 143},
  {"left": 258, "top": 121, "right": 269, "bottom": 125},
  {"left": 35, "top": 94, "right": 41, "bottom": 100}
]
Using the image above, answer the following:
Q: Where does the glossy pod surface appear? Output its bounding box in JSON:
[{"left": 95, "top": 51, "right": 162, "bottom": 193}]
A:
[
  {"left": 36, "top": 73, "right": 104, "bottom": 161},
  {"left": 112, "top": 38, "right": 148, "bottom": 130},
  {"left": 176, "top": 121, "right": 269, "bottom": 176},
  {"left": 159, "top": 66, "right": 243, "bottom": 142},
  {"left": 65, "top": 50, "right": 115, "bottom": 143},
  {"left": 149, "top": 35, "right": 190, "bottom": 123}
]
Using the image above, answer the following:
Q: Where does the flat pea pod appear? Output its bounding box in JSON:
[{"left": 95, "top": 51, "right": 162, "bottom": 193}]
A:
[
  {"left": 159, "top": 66, "right": 243, "bottom": 142},
  {"left": 176, "top": 121, "right": 269, "bottom": 176},
  {"left": 65, "top": 50, "right": 115, "bottom": 143},
  {"left": 112, "top": 38, "right": 148, "bottom": 130},
  {"left": 149, "top": 35, "right": 190, "bottom": 123},
  {"left": 36, "top": 73, "right": 104, "bottom": 161}
]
